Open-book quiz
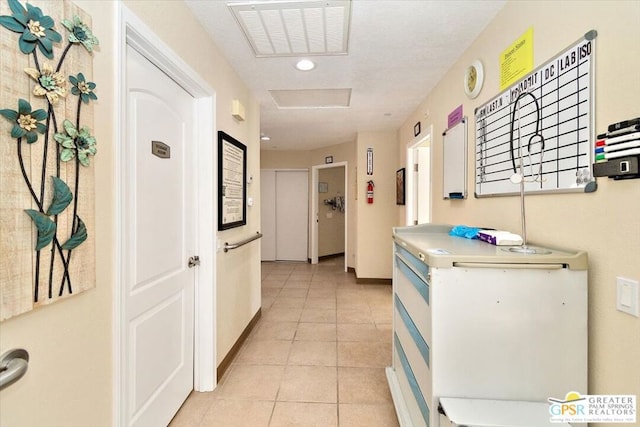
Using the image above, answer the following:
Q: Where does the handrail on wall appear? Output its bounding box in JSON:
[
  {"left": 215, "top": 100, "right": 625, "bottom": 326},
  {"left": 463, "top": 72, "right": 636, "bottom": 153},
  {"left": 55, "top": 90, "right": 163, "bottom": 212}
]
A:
[
  {"left": 224, "top": 232, "right": 262, "bottom": 252},
  {"left": 0, "top": 348, "right": 29, "bottom": 391}
]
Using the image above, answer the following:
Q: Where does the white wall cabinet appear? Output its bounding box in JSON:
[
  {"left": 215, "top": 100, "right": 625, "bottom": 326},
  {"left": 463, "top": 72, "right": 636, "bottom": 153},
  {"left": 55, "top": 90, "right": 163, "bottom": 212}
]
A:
[{"left": 386, "top": 224, "right": 588, "bottom": 427}]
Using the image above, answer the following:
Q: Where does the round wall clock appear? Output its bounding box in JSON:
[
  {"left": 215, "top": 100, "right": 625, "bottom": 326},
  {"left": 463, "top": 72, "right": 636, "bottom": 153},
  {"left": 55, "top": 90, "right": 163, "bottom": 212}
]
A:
[{"left": 464, "top": 60, "right": 484, "bottom": 99}]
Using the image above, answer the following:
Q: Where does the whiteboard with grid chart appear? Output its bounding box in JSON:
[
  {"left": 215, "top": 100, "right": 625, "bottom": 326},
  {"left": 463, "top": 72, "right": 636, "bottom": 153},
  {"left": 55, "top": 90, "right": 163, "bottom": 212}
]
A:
[{"left": 475, "top": 31, "right": 596, "bottom": 197}]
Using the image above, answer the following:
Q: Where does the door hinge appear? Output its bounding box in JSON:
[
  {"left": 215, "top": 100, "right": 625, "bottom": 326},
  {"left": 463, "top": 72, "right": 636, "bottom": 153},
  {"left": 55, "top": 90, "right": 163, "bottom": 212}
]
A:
[
  {"left": 188, "top": 256, "right": 200, "bottom": 268},
  {"left": 414, "top": 163, "right": 419, "bottom": 172}
]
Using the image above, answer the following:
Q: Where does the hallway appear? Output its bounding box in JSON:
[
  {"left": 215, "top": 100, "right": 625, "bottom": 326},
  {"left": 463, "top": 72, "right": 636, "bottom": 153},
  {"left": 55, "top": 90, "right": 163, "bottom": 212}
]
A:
[{"left": 169, "top": 257, "right": 398, "bottom": 426}]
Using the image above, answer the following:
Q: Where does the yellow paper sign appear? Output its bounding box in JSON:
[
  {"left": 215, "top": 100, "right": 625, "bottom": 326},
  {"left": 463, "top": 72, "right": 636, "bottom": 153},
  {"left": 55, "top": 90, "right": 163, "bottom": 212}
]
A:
[{"left": 500, "top": 27, "right": 534, "bottom": 90}]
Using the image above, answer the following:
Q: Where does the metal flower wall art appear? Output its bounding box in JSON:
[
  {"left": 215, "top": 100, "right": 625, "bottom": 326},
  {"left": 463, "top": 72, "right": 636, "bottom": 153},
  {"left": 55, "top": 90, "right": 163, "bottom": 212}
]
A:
[{"left": 0, "top": 0, "right": 98, "bottom": 320}]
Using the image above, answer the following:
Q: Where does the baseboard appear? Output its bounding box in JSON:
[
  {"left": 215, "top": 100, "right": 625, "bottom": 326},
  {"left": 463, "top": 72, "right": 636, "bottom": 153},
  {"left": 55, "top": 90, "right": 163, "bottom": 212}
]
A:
[
  {"left": 346, "top": 267, "right": 391, "bottom": 285},
  {"left": 216, "top": 308, "right": 262, "bottom": 382},
  {"left": 352, "top": 268, "right": 391, "bottom": 284},
  {"left": 356, "top": 277, "right": 392, "bottom": 285},
  {"left": 318, "top": 252, "right": 345, "bottom": 261},
  {"left": 307, "top": 253, "right": 346, "bottom": 264}
]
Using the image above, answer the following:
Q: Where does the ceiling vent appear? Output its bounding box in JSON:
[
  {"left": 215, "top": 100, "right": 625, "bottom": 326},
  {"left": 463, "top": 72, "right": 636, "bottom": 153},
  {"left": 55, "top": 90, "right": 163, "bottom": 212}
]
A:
[
  {"left": 269, "top": 88, "right": 351, "bottom": 108},
  {"left": 228, "top": 0, "right": 351, "bottom": 57}
]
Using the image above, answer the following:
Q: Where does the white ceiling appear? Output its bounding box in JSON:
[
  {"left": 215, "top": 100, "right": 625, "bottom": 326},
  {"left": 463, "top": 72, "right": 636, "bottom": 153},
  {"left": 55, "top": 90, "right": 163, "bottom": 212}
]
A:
[{"left": 185, "top": 0, "right": 506, "bottom": 151}]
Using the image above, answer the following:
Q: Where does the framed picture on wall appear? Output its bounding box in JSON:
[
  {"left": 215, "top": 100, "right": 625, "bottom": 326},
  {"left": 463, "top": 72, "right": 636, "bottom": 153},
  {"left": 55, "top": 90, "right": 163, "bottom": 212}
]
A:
[
  {"left": 396, "top": 168, "right": 406, "bottom": 205},
  {"left": 218, "top": 131, "right": 247, "bottom": 230}
]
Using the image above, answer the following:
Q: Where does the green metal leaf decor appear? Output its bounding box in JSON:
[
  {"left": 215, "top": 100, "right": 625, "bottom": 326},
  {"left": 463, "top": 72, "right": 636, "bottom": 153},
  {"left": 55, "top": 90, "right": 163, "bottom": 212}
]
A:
[
  {"left": 0, "top": 107, "right": 18, "bottom": 120},
  {"left": 7, "top": 0, "right": 22, "bottom": 15},
  {"left": 24, "top": 209, "right": 57, "bottom": 251},
  {"left": 0, "top": 14, "right": 23, "bottom": 32},
  {"left": 61, "top": 216, "right": 87, "bottom": 250},
  {"left": 0, "top": 0, "right": 100, "bottom": 307},
  {"left": 46, "top": 176, "right": 73, "bottom": 216}
]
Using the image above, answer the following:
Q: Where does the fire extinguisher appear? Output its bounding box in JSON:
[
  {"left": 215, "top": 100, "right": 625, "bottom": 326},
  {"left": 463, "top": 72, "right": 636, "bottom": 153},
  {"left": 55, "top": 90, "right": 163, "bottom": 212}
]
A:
[{"left": 366, "top": 180, "right": 374, "bottom": 204}]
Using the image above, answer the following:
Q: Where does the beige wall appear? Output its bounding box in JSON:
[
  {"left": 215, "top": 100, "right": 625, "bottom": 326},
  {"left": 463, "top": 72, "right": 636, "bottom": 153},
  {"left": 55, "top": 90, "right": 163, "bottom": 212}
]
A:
[
  {"left": 260, "top": 150, "right": 310, "bottom": 170},
  {"left": 318, "top": 167, "right": 346, "bottom": 257},
  {"left": 0, "top": 1, "right": 260, "bottom": 426},
  {"left": 398, "top": 0, "right": 640, "bottom": 413},
  {"left": 356, "top": 131, "right": 398, "bottom": 279}
]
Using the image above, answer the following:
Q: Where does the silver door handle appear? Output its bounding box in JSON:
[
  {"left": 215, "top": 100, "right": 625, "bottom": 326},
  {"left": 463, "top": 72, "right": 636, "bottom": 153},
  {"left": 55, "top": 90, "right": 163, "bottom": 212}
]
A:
[
  {"left": 0, "top": 348, "right": 29, "bottom": 390},
  {"left": 188, "top": 256, "right": 200, "bottom": 268}
]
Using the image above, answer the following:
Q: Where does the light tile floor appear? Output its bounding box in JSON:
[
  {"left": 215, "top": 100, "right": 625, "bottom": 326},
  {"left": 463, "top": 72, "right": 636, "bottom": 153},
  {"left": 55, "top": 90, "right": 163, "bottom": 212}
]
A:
[{"left": 169, "top": 256, "right": 399, "bottom": 427}]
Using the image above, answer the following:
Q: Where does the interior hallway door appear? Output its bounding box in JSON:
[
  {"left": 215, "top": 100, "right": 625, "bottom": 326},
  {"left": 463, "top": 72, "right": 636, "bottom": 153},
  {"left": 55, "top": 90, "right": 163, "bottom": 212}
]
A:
[
  {"left": 124, "top": 45, "right": 196, "bottom": 427},
  {"left": 416, "top": 146, "right": 431, "bottom": 224},
  {"left": 261, "top": 170, "right": 308, "bottom": 261}
]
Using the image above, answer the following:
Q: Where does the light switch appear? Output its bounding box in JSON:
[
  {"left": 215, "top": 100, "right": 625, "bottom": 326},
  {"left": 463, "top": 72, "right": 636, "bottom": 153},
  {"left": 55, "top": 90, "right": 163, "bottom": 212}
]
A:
[{"left": 616, "top": 277, "right": 639, "bottom": 317}]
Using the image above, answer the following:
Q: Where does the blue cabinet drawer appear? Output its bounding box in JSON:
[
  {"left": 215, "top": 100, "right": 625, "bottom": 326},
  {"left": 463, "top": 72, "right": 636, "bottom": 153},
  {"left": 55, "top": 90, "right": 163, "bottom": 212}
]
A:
[
  {"left": 395, "top": 295, "right": 430, "bottom": 369},
  {"left": 395, "top": 244, "right": 429, "bottom": 278},
  {"left": 393, "top": 332, "right": 431, "bottom": 427},
  {"left": 395, "top": 253, "right": 429, "bottom": 305}
]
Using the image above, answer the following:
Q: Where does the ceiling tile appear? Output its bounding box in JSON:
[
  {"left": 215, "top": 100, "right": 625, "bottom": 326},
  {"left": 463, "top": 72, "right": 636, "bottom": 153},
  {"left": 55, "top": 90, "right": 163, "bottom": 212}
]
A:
[
  {"left": 229, "top": 0, "right": 351, "bottom": 57},
  {"left": 270, "top": 89, "right": 352, "bottom": 108}
]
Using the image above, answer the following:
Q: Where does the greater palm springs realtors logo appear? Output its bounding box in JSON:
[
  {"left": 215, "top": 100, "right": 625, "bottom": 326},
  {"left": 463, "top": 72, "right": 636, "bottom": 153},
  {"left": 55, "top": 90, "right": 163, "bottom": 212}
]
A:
[{"left": 548, "top": 391, "right": 636, "bottom": 423}]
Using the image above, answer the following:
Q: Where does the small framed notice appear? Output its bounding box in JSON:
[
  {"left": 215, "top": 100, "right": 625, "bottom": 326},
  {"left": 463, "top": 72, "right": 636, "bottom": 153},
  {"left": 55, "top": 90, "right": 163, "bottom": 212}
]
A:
[{"left": 218, "top": 131, "right": 247, "bottom": 230}]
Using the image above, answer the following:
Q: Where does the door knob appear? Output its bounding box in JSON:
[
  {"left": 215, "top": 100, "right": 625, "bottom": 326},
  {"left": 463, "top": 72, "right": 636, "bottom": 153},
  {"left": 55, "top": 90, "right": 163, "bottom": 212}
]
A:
[{"left": 188, "top": 256, "right": 200, "bottom": 268}]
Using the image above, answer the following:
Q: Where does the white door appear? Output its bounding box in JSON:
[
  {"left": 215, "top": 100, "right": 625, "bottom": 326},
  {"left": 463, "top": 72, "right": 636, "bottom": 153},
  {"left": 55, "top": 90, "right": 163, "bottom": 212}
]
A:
[
  {"left": 275, "top": 170, "right": 308, "bottom": 261},
  {"left": 407, "top": 130, "right": 432, "bottom": 226},
  {"left": 260, "top": 169, "right": 276, "bottom": 261},
  {"left": 417, "top": 146, "right": 431, "bottom": 224},
  {"left": 124, "top": 45, "right": 196, "bottom": 427}
]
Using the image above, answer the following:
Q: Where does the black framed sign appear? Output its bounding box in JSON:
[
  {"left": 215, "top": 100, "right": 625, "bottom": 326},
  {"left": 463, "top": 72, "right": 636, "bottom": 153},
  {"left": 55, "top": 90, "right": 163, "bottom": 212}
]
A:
[{"left": 218, "top": 131, "right": 247, "bottom": 230}]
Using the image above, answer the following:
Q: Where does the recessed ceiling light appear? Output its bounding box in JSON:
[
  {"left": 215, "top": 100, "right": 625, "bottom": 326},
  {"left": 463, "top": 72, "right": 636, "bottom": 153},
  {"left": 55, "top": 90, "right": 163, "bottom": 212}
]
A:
[
  {"left": 260, "top": 135, "right": 271, "bottom": 141},
  {"left": 295, "top": 59, "right": 315, "bottom": 71}
]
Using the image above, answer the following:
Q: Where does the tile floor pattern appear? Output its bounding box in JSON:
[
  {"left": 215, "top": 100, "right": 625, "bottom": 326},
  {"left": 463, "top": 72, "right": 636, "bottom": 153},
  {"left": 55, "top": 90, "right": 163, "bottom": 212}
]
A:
[{"left": 169, "top": 257, "right": 399, "bottom": 427}]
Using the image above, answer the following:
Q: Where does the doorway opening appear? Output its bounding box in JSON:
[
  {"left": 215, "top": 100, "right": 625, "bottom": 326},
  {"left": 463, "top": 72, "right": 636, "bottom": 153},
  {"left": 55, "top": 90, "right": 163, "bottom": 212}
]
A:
[
  {"left": 406, "top": 126, "right": 432, "bottom": 226},
  {"left": 310, "top": 162, "right": 348, "bottom": 271}
]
